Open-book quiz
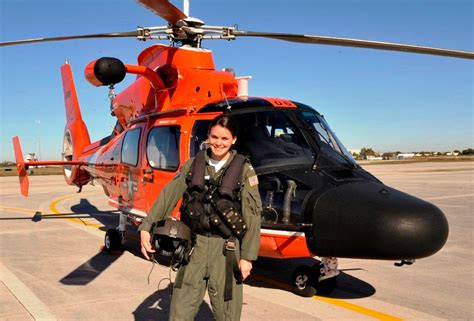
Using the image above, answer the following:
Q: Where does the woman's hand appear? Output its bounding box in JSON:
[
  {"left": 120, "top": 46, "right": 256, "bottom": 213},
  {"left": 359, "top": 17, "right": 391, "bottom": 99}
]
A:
[
  {"left": 140, "top": 230, "right": 155, "bottom": 260},
  {"left": 239, "top": 259, "right": 253, "bottom": 281}
]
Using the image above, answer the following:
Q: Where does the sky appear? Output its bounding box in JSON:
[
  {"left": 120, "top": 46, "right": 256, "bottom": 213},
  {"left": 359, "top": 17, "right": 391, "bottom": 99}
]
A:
[{"left": 0, "top": 0, "right": 472, "bottom": 161}]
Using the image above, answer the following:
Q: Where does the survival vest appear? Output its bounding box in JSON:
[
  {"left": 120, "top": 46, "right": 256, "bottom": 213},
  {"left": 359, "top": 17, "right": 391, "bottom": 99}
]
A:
[{"left": 180, "top": 149, "right": 248, "bottom": 240}]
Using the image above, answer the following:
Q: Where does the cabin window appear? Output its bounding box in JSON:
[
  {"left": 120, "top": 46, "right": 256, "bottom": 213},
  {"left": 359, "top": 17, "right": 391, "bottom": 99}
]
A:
[
  {"left": 147, "top": 126, "right": 180, "bottom": 171},
  {"left": 190, "top": 120, "right": 212, "bottom": 157},
  {"left": 121, "top": 128, "right": 141, "bottom": 166}
]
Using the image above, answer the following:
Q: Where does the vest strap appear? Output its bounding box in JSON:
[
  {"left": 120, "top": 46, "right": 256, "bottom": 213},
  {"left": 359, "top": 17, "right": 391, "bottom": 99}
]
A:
[
  {"left": 189, "top": 150, "right": 206, "bottom": 191},
  {"left": 223, "top": 237, "right": 242, "bottom": 301},
  {"left": 219, "top": 154, "right": 245, "bottom": 197}
]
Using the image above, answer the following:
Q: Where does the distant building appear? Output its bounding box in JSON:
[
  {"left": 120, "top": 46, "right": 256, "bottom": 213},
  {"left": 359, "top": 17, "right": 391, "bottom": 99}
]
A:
[
  {"left": 366, "top": 155, "right": 383, "bottom": 161},
  {"left": 25, "top": 153, "right": 38, "bottom": 162},
  {"left": 396, "top": 153, "right": 415, "bottom": 160}
]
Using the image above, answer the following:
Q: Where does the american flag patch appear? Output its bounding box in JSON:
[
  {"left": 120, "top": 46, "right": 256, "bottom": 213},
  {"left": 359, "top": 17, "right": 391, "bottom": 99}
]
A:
[{"left": 248, "top": 175, "right": 259, "bottom": 186}]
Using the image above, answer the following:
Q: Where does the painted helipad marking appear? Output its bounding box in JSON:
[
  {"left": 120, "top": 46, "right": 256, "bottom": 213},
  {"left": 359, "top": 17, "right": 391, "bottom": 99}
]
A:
[
  {"left": 0, "top": 193, "right": 104, "bottom": 230},
  {"left": 0, "top": 262, "right": 57, "bottom": 321},
  {"left": 48, "top": 193, "right": 141, "bottom": 240},
  {"left": 49, "top": 192, "right": 102, "bottom": 229},
  {"left": 314, "top": 296, "right": 403, "bottom": 321},
  {"left": 250, "top": 274, "right": 402, "bottom": 320},
  {"left": 0, "top": 205, "right": 37, "bottom": 214}
]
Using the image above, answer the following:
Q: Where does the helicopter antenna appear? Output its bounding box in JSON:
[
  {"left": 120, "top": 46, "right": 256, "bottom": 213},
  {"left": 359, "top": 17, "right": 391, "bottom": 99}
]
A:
[
  {"left": 220, "top": 84, "right": 231, "bottom": 110},
  {"left": 183, "top": 0, "right": 190, "bottom": 16}
]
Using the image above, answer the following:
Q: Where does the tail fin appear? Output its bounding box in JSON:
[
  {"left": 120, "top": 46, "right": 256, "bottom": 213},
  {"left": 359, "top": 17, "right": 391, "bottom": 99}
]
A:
[
  {"left": 61, "top": 62, "right": 91, "bottom": 160},
  {"left": 12, "top": 136, "right": 29, "bottom": 197}
]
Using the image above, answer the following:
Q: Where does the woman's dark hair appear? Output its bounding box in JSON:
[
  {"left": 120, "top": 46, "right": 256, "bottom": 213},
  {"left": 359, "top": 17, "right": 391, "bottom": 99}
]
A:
[{"left": 208, "top": 114, "right": 239, "bottom": 137}]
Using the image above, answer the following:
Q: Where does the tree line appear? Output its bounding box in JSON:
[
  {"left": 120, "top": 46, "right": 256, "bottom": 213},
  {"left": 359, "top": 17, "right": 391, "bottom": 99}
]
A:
[{"left": 353, "top": 148, "right": 474, "bottom": 160}]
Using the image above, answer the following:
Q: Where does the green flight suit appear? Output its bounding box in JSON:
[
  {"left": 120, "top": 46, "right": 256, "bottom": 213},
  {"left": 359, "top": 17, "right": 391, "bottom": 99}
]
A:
[{"left": 139, "top": 150, "right": 262, "bottom": 321}]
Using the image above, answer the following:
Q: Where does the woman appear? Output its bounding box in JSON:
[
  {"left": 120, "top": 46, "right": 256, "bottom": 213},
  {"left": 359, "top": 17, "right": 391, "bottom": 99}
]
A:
[{"left": 139, "top": 114, "right": 262, "bottom": 321}]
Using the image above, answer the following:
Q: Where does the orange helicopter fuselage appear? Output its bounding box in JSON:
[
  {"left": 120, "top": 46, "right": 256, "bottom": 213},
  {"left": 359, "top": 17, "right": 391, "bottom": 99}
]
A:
[{"left": 65, "top": 44, "right": 312, "bottom": 259}]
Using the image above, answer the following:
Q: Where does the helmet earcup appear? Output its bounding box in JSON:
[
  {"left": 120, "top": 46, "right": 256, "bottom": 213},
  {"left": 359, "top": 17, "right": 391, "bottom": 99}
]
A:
[{"left": 174, "top": 243, "right": 185, "bottom": 263}]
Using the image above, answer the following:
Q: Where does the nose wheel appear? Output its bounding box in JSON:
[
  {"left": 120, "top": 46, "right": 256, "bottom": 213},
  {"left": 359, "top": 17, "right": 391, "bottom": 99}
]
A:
[
  {"left": 292, "top": 265, "right": 317, "bottom": 297},
  {"left": 291, "top": 258, "right": 338, "bottom": 297}
]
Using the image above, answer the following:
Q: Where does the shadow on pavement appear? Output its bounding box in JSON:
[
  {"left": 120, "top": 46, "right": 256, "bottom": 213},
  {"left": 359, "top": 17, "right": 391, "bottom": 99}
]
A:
[
  {"left": 60, "top": 251, "right": 122, "bottom": 285},
  {"left": 248, "top": 256, "right": 376, "bottom": 299},
  {"left": 133, "top": 282, "right": 214, "bottom": 321},
  {"left": 39, "top": 199, "right": 374, "bottom": 305}
]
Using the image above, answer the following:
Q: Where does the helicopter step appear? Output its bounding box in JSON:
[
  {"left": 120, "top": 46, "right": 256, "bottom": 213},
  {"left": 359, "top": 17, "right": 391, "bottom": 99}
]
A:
[{"left": 291, "top": 257, "right": 339, "bottom": 297}]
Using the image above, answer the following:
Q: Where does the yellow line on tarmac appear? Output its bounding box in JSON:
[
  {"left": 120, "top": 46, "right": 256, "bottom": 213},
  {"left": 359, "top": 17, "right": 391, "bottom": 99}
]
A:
[
  {"left": 314, "top": 296, "right": 403, "bottom": 321},
  {"left": 49, "top": 192, "right": 102, "bottom": 229},
  {"left": 0, "top": 205, "right": 37, "bottom": 214},
  {"left": 251, "top": 273, "right": 402, "bottom": 320}
]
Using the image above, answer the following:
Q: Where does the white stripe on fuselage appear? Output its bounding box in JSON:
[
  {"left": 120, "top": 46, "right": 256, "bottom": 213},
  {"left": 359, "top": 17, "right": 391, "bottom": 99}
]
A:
[{"left": 260, "top": 228, "right": 305, "bottom": 237}]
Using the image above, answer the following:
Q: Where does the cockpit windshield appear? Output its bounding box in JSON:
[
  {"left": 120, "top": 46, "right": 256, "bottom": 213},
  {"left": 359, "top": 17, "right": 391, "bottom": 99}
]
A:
[
  {"left": 191, "top": 107, "right": 356, "bottom": 170},
  {"left": 296, "top": 111, "right": 357, "bottom": 166},
  {"left": 233, "top": 111, "right": 314, "bottom": 169}
]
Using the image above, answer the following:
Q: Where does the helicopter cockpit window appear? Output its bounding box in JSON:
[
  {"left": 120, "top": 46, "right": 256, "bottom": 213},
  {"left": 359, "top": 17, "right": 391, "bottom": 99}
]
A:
[
  {"left": 121, "top": 128, "right": 141, "bottom": 167},
  {"left": 147, "top": 126, "right": 180, "bottom": 171},
  {"left": 190, "top": 120, "right": 211, "bottom": 157},
  {"left": 297, "top": 111, "right": 356, "bottom": 165},
  {"left": 233, "top": 111, "right": 313, "bottom": 168}
]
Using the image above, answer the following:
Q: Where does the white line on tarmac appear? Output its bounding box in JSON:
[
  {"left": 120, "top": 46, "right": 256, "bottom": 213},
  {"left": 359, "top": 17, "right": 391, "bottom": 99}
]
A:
[
  {"left": 0, "top": 262, "right": 57, "bottom": 321},
  {"left": 435, "top": 203, "right": 469, "bottom": 208},
  {"left": 425, "top": 193, "right": 474, "bottom": 200}
]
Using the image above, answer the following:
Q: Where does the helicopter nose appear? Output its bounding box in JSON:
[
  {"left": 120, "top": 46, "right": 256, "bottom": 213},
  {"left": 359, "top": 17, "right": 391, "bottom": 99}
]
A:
[{"left": 307, "top": 182, "right": 449, "bottom": 260}]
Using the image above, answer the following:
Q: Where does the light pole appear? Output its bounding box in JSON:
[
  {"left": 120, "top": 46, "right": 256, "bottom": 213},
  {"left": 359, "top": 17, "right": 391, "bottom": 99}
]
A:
[{"left": 35, "top": 120, "right": 41, "bottom": 160}]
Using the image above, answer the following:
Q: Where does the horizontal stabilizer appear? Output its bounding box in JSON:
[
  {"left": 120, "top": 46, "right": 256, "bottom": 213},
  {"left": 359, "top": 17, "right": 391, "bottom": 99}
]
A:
[
  {"left": 12, "top": 136, "right": 29, "bottom": 197},
  {"left": 12, "top": 136, "right": 86, "bottom": 196}
]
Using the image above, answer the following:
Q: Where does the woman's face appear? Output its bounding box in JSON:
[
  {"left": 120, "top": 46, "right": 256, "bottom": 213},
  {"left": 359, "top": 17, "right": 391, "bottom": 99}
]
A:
[{"left": 208, "top": 125, "right": 236, "bottom": 161}]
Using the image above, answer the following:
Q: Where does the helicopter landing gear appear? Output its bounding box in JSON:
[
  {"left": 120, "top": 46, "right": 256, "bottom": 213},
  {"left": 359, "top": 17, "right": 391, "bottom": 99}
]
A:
[
  {"left": 104, "top": 212, "right": 127, "bottom": 252},
  {"left": 291, "top": 257, "right": 339, "bottom": 297},
  {"left": 104, "top": 229, "right": 123, "bottom": 252},
  {"left": 292, "top": 265, "right": 317, "bottom": 297}
]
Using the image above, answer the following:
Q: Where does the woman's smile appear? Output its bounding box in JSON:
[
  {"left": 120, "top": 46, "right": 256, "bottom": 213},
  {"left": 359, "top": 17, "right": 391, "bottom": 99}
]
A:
[{"left": 208, "top": 125, "right": 236, "bottom": 161}]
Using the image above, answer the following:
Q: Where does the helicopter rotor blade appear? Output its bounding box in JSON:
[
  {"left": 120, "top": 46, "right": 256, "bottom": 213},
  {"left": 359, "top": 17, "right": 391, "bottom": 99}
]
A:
[
  {"left": 137, "top": 0, "right": 187, "bottom": 26},
  {"left": 0, "top": 31, "right": 142, "bottom": 47},
  {"left": 232, "top": 31, "right": 474, "bottom": 60}
]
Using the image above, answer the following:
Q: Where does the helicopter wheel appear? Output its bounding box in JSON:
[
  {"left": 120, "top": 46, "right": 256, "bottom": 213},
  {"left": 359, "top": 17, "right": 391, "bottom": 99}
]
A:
[
  {"left": 104, "top": 229, "right": 123, "bottom": 253},
  {"left": 313, "top": 262, "right": 337, "bottom": 295},
  {"left": 291, "top": 265, "right": 317, "bottom": 297}
]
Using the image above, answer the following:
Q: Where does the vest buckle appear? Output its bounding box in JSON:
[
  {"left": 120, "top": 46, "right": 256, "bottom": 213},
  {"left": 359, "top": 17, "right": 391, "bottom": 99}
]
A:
[{"left": 225, "top": 239, "right": 236, "bottom": 252}]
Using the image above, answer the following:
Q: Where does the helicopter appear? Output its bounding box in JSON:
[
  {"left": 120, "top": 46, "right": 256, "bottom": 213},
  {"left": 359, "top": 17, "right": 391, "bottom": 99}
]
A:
[{"left": 3, "top": 0, "right": 472, "bottom": 297}]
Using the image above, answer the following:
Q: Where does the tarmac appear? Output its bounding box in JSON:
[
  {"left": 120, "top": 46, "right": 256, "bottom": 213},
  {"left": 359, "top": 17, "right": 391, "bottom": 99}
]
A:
[{"left": 0, "top": 161, "right": 473, "bottom": 320}]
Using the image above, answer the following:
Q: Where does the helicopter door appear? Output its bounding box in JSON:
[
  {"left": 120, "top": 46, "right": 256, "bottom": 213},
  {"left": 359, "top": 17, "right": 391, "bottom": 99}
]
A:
[
  {"left": 118, "top": 124, "right": 145, "bottom": 211},
  {"left": 143, "top": 124, "right": 181, "bottom": 213}
]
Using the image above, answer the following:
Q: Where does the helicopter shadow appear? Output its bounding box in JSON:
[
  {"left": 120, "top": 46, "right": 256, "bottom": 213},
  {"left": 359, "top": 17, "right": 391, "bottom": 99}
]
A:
[
  {"left": 58, "top": 198, "right": 139, "bottom": 286},
  {"left": 132, "top": 282, "right": 215, "bottom": 321},
  {"left": 248, "top": 257, "right": 376, "bottom": 299},
  {"left": 0, "top": 198, "right": 120, "bottom": 224},
  {"left": 60, "top": 250, "right": 122, "bottom": 285}
]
